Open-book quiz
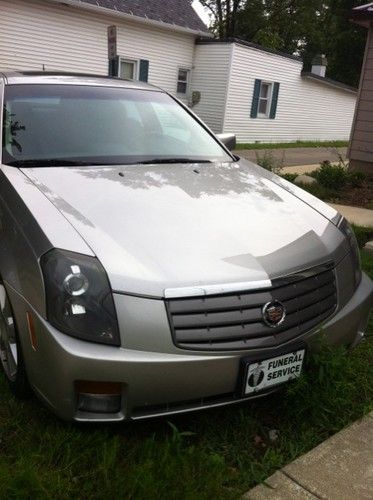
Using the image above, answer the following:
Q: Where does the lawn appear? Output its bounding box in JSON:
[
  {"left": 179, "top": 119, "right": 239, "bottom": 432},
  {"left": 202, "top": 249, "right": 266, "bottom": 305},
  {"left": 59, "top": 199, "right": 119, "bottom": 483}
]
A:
[
  {"left": 0, "top": 253, "right": 372, "bottom": 499},
  {"left": 235, "top": 140, "right": 348, "bottom": 150}
]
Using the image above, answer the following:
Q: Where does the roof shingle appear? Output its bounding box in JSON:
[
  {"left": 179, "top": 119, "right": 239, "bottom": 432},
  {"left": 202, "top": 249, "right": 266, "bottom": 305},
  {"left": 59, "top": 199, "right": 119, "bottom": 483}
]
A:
[{"left": 78, "top": 0, "right": 208, "bottom": 33}]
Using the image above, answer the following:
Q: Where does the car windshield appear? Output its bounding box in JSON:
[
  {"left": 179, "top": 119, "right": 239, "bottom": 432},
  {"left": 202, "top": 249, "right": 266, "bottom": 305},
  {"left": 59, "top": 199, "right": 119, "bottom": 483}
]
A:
[{"left": 2, "top": 84, "right": 232, "bottom": 167}]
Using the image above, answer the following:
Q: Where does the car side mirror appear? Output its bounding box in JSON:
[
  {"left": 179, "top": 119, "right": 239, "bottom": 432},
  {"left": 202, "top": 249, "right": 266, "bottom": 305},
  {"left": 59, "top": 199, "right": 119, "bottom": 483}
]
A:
[{"left": 216, "top": 133, "right": 236, "bottom": 151}]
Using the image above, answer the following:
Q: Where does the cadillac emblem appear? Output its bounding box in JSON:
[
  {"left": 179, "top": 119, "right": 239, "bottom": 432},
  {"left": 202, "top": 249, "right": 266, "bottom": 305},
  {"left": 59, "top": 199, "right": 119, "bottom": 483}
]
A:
[{"left": 262, "top": 300, "right": 286, "bottom": 328}]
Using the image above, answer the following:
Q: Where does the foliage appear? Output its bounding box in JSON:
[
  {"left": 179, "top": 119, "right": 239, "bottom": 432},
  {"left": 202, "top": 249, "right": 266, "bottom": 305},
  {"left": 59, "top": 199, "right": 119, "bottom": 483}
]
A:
[
  {"left": 312, "top": 160, "right": 348, "bottom": 190},
  {"left": 292, "top": 181, "right": 338, "bottom": 201},
  {"left": 308, "top": 160, "right": 366, "bottom": 190},
  {"left": 203, "top": 0, "right": 366, "bottom": 87},
  {"left": 283, "top": 158, "right": 367, "bottom": 204},
  {"left": 281, "top": 173, "right": 298, "bottom": 182},
  {"left": 199, "top": 0, "right": 244, "bottom": 37},
  {"left": 255, "top": 150, "right": 284, "bottom": 174},
  {"left": 352, "top": 224, "right": 373, "bottom": 249},
  {"left": 348, "top": 171, "right": 366, "bottom": 188}
]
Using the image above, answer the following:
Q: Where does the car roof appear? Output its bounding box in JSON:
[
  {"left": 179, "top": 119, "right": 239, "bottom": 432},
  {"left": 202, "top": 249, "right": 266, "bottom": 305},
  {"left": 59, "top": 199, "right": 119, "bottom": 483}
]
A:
[{"left": 0, "top": 70, "right": 161, "bottom": 91}]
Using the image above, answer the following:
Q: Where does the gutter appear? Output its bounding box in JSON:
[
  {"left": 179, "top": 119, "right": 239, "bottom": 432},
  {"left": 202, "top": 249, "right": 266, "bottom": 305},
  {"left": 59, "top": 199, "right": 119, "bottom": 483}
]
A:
[
  {"left": 46, "top": 0, "right": 213, "bottom": 38},
  {"left": 301, "top": 71, "right": 357, "bottom": 94}
]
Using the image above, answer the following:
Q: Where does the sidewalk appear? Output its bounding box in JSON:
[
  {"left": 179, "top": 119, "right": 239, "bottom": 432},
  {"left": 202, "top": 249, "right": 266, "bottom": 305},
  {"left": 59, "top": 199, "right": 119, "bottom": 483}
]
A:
[
  {"left": 329, "top": 204, "right": 373, "bottom": 227},
  {"left": 244, "top": 411, "right": 373, "bottom": 499}
]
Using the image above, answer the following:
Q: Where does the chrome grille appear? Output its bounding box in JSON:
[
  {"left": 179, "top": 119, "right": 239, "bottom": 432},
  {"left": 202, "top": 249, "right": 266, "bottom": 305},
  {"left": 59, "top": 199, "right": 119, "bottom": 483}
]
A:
[{"left": 166, "top": 266, "right": 337, "bottom": 350}]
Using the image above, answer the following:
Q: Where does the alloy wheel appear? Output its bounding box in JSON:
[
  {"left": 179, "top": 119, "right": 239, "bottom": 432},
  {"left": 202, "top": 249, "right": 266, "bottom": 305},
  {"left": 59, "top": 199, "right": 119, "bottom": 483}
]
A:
[{"left": 0, "top": 284, "right": 18, "bottom": 382}]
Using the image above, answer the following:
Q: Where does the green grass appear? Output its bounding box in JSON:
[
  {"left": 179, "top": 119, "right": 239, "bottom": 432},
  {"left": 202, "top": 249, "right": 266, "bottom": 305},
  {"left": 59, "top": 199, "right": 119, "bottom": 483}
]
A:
[
  {"left": 0, "top": 250, "right": 372, "bottom": 499},
  {"left": 235, "top": 140, "right": 348, "bottom": 150}
]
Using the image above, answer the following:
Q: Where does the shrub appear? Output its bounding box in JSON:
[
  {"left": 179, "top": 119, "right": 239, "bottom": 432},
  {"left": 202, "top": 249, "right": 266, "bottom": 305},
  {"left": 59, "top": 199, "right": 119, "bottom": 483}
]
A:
[
  {"left": 295, "top": 182, "right": 338, "bottom": 201},
  {"left": 352, "top": 224, "right": 373, "bottom": 248},
  {"left": 347, "top": 171, "right": 366, "bottom": 188},
  {"left": 281, "top": 173, "right": 298, "bottom": 183},
  {"left": 313, "top": 161, "right": 348, "bottom": 190}
]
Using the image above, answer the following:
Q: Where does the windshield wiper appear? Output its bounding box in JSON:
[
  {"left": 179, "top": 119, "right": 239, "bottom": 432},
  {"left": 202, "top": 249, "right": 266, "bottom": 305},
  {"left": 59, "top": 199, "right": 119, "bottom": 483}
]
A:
[
  {"left": 136, "top": 158, "right": 213, "bottom": 165},
  {"left": 7, "top": 159, "right": 103, "bottom": 168}
]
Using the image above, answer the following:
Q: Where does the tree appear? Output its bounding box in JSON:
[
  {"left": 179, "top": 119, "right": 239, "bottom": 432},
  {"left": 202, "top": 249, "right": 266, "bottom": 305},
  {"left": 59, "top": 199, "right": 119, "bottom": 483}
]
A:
[
  {"left": 202, "top": 0, "right": 366, "bottom": 87},
  {"left": 199, "top": 1, "right": 244, "bottom": 38}
]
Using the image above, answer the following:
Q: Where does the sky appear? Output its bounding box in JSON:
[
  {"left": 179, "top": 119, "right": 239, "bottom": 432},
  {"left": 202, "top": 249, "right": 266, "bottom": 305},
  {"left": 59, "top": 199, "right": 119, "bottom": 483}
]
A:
[{"left": 192, "top": 0, "right": 210, "bottom": 25}]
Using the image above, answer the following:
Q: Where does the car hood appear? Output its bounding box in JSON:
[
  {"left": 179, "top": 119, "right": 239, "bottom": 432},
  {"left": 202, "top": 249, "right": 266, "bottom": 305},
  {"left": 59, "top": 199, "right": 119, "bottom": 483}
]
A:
[{"left": 22, "top": 159, "right": 346, "bottom": 297}]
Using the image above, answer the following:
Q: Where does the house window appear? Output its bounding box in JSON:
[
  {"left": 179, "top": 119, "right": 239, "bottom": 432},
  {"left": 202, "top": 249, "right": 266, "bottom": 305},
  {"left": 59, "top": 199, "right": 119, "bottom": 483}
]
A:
[
  {"left": 177, "top": 68, "right": 190, "bottom": 94},
  {"left": 251, "top": 79, "right": 280, "bottom": 119},
  {"left": 120, "top": 59, "right": 138, "bottom": 80},
  {"left": 258, "top": 82, "right": 273, "bottom": 117}
]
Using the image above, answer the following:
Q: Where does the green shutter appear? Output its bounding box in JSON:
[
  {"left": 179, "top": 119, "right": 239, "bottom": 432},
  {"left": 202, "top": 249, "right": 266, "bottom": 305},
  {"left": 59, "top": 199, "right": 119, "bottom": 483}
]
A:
[
  {"left": 108, "top": 56, "right": 119, "bottom": 77},
  {"left": 139, "top": 59, "right": 149, "bottom": 82},
  {"left": 250, "top": 79, "right": 262, "bottom": 118},
  {"left": 269, "top": 82, "right": 280, "bottom": 119}
]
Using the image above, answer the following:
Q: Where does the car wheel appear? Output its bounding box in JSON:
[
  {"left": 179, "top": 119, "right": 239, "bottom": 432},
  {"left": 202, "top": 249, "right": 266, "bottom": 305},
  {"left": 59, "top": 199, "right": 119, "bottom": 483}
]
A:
[{"left": 0, "top": 282, "right": 30, "bottom": 397}]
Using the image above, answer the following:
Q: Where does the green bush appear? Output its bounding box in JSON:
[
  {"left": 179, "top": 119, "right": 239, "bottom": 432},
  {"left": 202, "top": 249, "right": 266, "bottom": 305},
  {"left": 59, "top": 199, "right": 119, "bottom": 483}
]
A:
[
  {"left": 313, "top": 161, "right": 348, "bottom": 190},
  {"left": 295, "top": 182, "right": 338, "bottom": 201},
  {"left": 352, "top": 224, "right": 373, "bottom": 248},
  {"left": 281, "top": 173, "right": 298, "bottom": 182},
  {"left": 348, "top": 171, "right": 366, "bottom": 188}
]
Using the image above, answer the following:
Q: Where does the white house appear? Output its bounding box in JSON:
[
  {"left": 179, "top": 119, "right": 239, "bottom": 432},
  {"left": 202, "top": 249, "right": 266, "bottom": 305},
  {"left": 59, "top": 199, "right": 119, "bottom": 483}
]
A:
[
  {"left": 0, "top": 0, "right": 209, "bottom": 105},
  {"left": 191, "top": 39, "right": 358, "bottom": 143},
  {"left": 0, "top": 0, "right": 357, "bottom": 144}
]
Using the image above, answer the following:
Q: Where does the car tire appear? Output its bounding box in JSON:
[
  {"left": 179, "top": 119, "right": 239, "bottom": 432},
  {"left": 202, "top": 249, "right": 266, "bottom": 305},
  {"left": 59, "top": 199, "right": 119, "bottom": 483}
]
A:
[{"left": 0, "top": 281, "right": 30, "bottom": 398}]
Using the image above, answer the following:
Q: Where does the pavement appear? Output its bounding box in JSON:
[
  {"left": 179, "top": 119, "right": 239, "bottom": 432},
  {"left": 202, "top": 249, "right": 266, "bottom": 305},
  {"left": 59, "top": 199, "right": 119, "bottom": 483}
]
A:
[
  {"left": 329, "top": 204, "right": 373, "bottom": 227},
  {"left": 244, "top": 411, "right": 373, "bottom": 499},
  {"left": 236, "top": 147, "right": 347, "bottom": 168}
]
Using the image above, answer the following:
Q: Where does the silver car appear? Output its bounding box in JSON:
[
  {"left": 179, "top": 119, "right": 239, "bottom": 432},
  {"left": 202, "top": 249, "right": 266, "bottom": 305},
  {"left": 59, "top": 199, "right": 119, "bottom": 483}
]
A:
[{"left": 0, "top": 71, "right": 372, "bottom": 422}]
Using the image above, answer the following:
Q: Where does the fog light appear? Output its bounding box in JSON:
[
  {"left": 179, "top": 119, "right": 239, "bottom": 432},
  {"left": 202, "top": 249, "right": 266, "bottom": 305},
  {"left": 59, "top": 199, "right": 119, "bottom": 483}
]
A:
[
  {"left": 75, "top": 381, "right": 122, "bottom": 414},
  {"left": 77, "top": 393, "right": 121, "bottom": 413}
]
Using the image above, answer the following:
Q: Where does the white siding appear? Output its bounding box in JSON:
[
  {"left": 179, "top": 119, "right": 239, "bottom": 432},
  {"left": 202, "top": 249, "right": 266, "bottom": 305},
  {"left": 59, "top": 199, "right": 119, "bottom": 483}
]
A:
[
  {"left": 190, "top": 43, "right": 232, "bottom": 133},
  {"left": 223, "top": 43, "right": 357, "bottom": 143},
  {"left": 0, "top": 0, "right": 195, "bottom": 99}
]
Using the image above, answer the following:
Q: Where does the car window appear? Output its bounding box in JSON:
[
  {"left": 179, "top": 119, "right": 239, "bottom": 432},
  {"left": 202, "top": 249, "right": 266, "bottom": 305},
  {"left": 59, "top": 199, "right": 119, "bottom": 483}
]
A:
[{"left": 2, "top": 84, "right": 232, "bottom": 166}]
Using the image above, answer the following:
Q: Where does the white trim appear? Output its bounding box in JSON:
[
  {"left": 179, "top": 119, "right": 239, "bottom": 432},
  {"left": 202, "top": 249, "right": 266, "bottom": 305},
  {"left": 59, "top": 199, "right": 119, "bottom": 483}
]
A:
[
  {"left": 221, "top": 43, "right": 234, "bottom": 132},
  {"left": 257, "top": 81, "right": 273, "bottom": 118},
  {"left": 164, "top": 279, "right": 272, "bottom": 298},
  {"left": 118, "top": 57, "right": 139, "bottom": 80},
  {"left": 46, "top": 0, "right": 212, "bottom": 37},
  {"left": 353, "top": 2, "right": 373, "bottom": 11},
  {"left": 176, "top": 67, "right": 191, "bottom": 96}
]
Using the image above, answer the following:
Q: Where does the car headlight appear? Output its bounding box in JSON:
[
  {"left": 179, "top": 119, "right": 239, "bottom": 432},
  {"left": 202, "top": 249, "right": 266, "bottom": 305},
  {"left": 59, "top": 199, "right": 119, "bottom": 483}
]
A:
[
  {"left": 338, "top": 217, "right": 362, "bottom": 289},
  {"left": 41, "top": 249, "right": 120, "bottom": 346}
]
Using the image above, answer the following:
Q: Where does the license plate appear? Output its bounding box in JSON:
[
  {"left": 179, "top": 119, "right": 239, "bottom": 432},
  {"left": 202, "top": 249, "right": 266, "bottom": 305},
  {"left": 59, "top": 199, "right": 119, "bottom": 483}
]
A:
[{"left": 244, "top": 349, "right": 305, "bottom": 395}]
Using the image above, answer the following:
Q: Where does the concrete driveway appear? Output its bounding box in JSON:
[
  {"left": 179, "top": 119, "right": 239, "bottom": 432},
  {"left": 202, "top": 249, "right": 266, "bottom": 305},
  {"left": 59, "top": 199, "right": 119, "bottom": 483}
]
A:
[{"left": 236, "top": 147, "right": 348, "bottom": 167}]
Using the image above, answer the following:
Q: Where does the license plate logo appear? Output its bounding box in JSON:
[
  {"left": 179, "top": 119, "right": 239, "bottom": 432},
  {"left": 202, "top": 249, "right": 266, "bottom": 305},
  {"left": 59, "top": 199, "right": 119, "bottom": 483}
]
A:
[{"left": 245, "top": 349, "right": 305, "bottom": 395}]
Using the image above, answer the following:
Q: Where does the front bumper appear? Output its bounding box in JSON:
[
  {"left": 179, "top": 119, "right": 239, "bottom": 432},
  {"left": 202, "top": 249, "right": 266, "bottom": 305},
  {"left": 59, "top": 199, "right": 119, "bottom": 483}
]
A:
[{"left": 8, "top": 272, "right": 373, "bottom": 422}]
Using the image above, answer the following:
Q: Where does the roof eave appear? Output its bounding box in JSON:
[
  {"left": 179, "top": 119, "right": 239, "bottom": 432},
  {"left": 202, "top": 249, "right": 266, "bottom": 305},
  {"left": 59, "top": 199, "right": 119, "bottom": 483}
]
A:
[
  {"left": 46, "top": 0, "right": 213, "bottom": 38},
  {"left": 301, "top": 71, "right": 357, "bottom": 94},
  {"left": 196, "top": 37, "right": 303, "bottom": 63},
  {"left": 350, "top": 4, "right": 373, "bottom": 27}
]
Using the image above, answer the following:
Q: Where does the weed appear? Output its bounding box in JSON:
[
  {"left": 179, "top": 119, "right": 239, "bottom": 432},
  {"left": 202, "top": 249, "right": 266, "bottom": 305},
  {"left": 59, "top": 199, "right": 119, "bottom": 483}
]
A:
[{"left": 255, "top": 150, "right": 284, "bottom": 175}]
